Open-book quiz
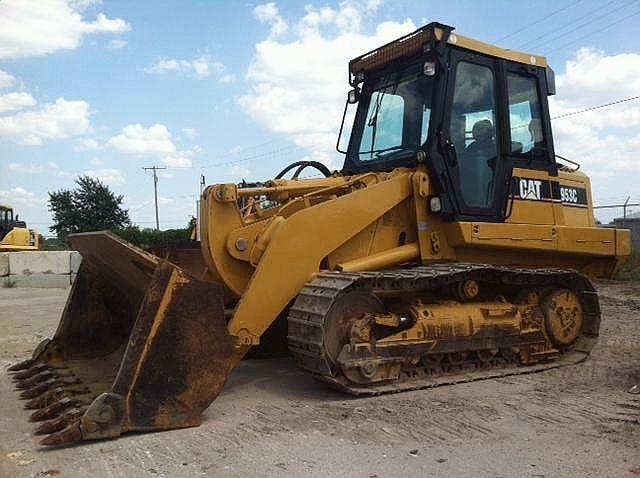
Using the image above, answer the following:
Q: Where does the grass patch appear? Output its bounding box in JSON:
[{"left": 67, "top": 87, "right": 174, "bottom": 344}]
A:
[
  {"left": 2, "top": 278, "right": 16, "bottom": 288},
  {"left": 615, "top": 250, "right": 640, "bottom": 282}
]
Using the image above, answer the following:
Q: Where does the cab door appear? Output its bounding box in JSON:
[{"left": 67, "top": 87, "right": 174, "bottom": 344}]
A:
[
  {"left": 440, "top": 49, "right": 510, "bottom": 221},
  {"left": 502, "top": 62, "right": 559, "bottom": 225}
]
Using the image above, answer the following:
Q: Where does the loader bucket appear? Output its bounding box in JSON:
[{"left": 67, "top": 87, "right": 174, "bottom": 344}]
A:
[{"left": 8, "top": 231, "right": 234, "bottom": 446}]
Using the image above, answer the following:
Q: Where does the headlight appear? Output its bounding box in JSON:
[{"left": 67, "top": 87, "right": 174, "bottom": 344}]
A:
[
  {"left": 423, "top": 61, "right": 436, "bottom": 76},
  {"left": 429, "top": 196, "right": 442, "bottom": 213}
]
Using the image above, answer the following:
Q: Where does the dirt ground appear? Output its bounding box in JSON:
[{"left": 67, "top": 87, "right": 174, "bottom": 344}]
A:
[{"left": 1, "top": 282, "right": 639, "bottom": 478}]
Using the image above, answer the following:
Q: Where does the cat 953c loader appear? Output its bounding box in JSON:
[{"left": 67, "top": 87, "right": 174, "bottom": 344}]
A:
[{"left": 9, "top": 22, "right": 631, "bottom": 446}]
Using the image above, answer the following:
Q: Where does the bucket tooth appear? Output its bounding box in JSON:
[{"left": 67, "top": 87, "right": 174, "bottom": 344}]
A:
[
  {"left": 15, "top": 370, "right": 57, "bottom": 389},
  {"left": 24, "top": 386, "right": 90, "bottom": 409},
  {"left": 24, "top": 387, "right": 67, "bottom": 409},
  {"left": 20, "top": 378, "right": 58, "bottom": 399},
  {"left": 35, "top": 408, "right": 84, "bottom": 435},
  {"left": 30, "top": 397, "right": 78, "bottom": 422},
  {"left": 39, "top": 422, "right": 83, "bottom": 447},
  {"left": 8, "top": 358, "right": 34, "bottom": 372},
  {"left": 12, "top": 363, "right": 50, "bottom": 380}
]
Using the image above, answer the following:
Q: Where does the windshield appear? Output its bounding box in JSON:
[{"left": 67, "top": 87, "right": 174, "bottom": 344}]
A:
[
  {"left": 348, "top": 60, "right": 435, "bottom": 165},
  {"left": 0, "top": 207, "right": 12, "bottom": 223}
]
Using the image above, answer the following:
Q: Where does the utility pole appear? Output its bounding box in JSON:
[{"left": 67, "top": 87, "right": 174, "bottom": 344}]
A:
[
  {"left": 143, "top": 165, "right": 167, "bottom": 230},
  {"left": 196, "top": 174, "right": 205, "bottom": 241}
]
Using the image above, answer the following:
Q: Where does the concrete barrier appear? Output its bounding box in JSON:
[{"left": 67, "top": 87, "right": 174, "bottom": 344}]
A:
[
  {"left": 1, "top": 251, "right": 82, "bottom": 288},
  {"left": 0, "top": 253, "right": 8, "bottom": 277}
]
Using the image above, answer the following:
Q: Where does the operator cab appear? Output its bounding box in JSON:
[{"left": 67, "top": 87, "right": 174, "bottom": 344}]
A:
[
  {"left": 0, "top": 205, "right": 15, "bottom": 238},
  {"left": 340, "top": 22, "right": 556, "bottom": 222}
]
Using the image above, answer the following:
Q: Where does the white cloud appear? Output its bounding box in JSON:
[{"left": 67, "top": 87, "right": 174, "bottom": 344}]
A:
[
  {"left": 167, "top": 148, "right": 195, "bottom": 167},
  {"left": 549, "top": 48, "right": 640, "bottom": 218},
  {"left": 556, "top": 48, "right": 640, "bottom": 106},
  {"left": 8, "top": 163, "right": 45, "bottom": 174},
  {"left": 182, "top": 127, "right": 198, "bottom": 139},
  {"left": 239, "top": 2, "right": 415, "bottom": 169},
  {"left": 218, "top": 73, "right": 235, "bottom": 84},
  {"left": 106, "top": 39, "right": 127, "bottom": 50},
  {"left": 0, "top": 98, "right": 91, "bottom": 145},
  {"left": 84, "top": 168, "right": 124, "bottom": 184},
  {"left": 106, "top": 123, "right": 176, "bottom": 156},
  {"left": 143, "top": 55, "right": 225, "bottom": 80},
  {"left": 106, "top": 123, "right": 198, "bottom": 168},
  {"left": 295, "top": 0, "right": 382, "bottom": 38},
  {"left": 162, "top": 155, "right": 192, "bottom": 168},
  {"left": 39, "top": 160, "right": 74, "bottom": 178},
  {"left": 226, "top": 164, "right": 251, "bottom": 177},
  {"left": 69, "top": 0, "right": 103, "bottom": 8},
  {"left": 56, "top": 170, "right": 75, "bottom": 178},
  {"left": 0, "top": 69, "right": 16, "bottom": 89},
  {"left": 253, "top": 3, "right": 288, "bottom": 38},
  {"left": 0, "top": 0, "right": 131, "bottom": 59},
  {"left": 0, "top": 186, "right": 41, "bottom": 205},
  {"left": 74, "top": 137, "right": 101, "bottom": 151},
  {"left": 0, "top": 92, "right": 37, "bottom": 113}
]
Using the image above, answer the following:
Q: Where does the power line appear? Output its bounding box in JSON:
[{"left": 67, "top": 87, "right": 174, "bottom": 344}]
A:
[
  {"left": 494, "top": 0, "right": 583, "bottom": 43},
  {"left": 532, "top": 0, "right": 638, "bottom": 51},
  {"left": 546, "top": 6, "right": 640, "bottom": 54},
  {"left": 594, "top": 203, "right": 640, "bottom": 209},
  {"left": 163, "top": 144, "right": 300, "bottom": 170},
  {"left": 551, "top": 95, "right": 640, "bottom": 120},
  {"left": 129, "top": 199, "right": 153, "bottom": 213},
  {"left": 516, "top": 0, "right": 620, "bottom": 50},
  {"left": 165, "top": 141, "right": 327, "bottom": 170}
]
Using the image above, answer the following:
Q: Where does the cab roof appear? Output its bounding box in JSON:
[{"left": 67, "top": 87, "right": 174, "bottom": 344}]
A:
[{"left": 349, "top": 22, "right": 547, "bottom": 82}]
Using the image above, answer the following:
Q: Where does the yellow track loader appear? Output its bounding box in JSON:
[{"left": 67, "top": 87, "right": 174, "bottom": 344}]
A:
[
  {"left": 9, "top": 22, "right": 631, "bottom": 446},
  {"left": 0, "top": 204, "right": 39, "bottom": 251}
]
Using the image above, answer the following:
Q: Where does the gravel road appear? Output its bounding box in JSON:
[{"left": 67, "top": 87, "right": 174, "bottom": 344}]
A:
[{"left": 1, "top": 282, "right": 638, "bottom": 478}]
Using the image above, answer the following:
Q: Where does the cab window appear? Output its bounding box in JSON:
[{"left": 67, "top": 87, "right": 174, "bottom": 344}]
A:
[
  {"left": 449, "top": 61, "right": 498, "bottom": 208},
  {"left": 360, "top": 92, "right": 404, "bottom": 159},
  {"left": 507, "top": 73, "right": 546, "bottom": 155}
]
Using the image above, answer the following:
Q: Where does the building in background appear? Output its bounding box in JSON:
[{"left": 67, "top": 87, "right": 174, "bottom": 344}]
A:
[{"left": 612, "top": 211, "right": 640, "bottom": 249}]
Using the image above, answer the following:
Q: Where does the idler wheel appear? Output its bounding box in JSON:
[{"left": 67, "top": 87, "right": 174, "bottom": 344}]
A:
[{"left": 541, "top": 289, "right": 583, "bottom": 347}]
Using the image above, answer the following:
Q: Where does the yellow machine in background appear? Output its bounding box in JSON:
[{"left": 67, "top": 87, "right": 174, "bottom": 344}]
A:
[
  {"left": 0, "top": 205, "right": 39, "bottom": 251},
  {"left": 9, "top": 22, "right": 630, "bottom": 446}
]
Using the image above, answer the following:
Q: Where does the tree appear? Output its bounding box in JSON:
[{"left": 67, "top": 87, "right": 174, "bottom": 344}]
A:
[
  {"left": 115, "top": 216, "right": 196, "bottom": 249},
  {"left": 48, "top": 176, "right": 131, "bottom": 240}
]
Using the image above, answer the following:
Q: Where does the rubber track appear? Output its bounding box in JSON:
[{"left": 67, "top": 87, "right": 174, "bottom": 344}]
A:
[{"left": 287, "top": 263, "right": 601, "bottom": 396}]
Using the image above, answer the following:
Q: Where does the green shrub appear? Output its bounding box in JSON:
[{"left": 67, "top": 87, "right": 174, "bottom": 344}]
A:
[
  {"left": 2, "top": 278, "right": 16, "bottom": 288},
  {"left": 40, "top": 237, "right": 68, "bottom": 250},
  {"left": 615, "top": 250, "right": 640, "bottom": 282},
  {"left": 113, "top": 225, "right": 194, "bottom": 250}
]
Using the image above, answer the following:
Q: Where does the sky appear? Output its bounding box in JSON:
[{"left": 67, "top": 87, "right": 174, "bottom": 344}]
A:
[{"left": 0, "top": 0, "right": 639, "bottom": 234}]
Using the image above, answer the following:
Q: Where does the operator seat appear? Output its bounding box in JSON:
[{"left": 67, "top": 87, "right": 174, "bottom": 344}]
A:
[{"left": 461, "top": 119, "right": 496, "bottom": 207}]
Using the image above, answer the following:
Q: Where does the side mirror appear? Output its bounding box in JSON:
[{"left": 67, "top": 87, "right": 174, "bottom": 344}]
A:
[
  {"left": 545, "top": 67, "right": 556, "bottom": 96},
  {"left": 347, "top": 88, "right": 360, "bottom": 104}
]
